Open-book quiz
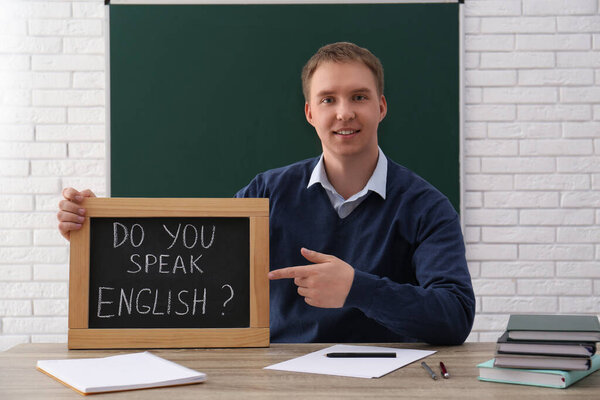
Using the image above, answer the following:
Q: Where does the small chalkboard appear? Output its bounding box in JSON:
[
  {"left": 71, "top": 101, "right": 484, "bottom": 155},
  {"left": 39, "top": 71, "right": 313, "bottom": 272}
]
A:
[{"left": 68, "top": 198, "right": 269, "bottom": 349}]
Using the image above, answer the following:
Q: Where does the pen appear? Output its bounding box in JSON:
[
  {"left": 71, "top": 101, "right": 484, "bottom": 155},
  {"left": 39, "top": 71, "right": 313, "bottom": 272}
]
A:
[
  {"left": 421, "top": 361, "right": 437, "bottom": 380},
  {"left": 440, "top": 362, "right": 449, "bottom": 379},
  {"left": 325, "top": 352, "right": 397, "bottom": 358}
]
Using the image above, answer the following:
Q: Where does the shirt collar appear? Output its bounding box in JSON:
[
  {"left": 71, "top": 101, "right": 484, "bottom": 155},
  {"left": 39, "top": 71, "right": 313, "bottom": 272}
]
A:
[{"left": 307, "top": 147, "right": 387, "bottom": 200}]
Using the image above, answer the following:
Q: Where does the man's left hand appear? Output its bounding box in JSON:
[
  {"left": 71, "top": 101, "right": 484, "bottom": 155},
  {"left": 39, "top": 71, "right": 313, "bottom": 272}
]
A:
[{"left": 268, "top": 248, "right": 355, "bottom": 308}]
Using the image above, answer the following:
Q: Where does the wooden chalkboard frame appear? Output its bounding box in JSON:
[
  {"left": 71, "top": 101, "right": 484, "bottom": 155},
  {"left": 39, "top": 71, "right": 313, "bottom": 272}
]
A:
[{"left": 68, "top": 197, "right": 269, "bottom": 349}]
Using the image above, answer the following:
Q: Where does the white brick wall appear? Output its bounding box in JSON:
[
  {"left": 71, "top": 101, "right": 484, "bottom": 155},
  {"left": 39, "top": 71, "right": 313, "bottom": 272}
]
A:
[{"left": 0, "top": 0, "right": 598, "bottom": 349}]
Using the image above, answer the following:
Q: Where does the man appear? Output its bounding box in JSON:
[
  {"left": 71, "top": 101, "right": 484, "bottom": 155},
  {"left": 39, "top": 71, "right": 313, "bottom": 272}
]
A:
[{"left": 59, "top": 42, "right": 475, "bottom": 345}]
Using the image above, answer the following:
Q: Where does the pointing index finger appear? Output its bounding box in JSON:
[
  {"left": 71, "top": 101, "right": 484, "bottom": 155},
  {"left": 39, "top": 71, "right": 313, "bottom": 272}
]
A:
[{"left": 268, "top": 265, "right": 313, "bottom": 280}]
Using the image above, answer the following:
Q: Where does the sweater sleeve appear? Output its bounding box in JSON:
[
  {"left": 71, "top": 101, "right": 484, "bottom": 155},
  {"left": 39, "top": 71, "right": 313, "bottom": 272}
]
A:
[{"left": 344, "top": 199, "right": 475, "bottom": 345}]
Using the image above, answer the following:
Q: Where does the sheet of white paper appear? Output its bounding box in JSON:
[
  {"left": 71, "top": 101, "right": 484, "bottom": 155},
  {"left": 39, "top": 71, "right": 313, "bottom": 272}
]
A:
[
  {"left": 37, "top": 352, "right": 206, "bottom": 393},
  {"left": 264, "top": 344, "right": 435, "bottom": 379}
]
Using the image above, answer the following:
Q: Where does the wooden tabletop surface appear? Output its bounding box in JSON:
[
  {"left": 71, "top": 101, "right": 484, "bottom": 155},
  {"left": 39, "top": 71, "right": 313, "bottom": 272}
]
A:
[{"left": 1, "top": 342, "right": 599, "bottom": 399}]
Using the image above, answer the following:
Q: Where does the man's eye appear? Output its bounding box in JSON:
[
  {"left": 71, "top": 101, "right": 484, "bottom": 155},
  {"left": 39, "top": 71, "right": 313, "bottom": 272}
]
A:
[
  {"left": 321, "top": 98, "right": 333, "bottom": 104},
  {"left": 354, "top": 95, "right": 367, "bottom": 101}
]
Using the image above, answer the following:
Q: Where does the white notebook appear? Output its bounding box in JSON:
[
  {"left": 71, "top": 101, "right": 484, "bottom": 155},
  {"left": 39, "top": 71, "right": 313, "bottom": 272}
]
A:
[{"left": 37, "top": 352, "right": 206, "bottom": 395}]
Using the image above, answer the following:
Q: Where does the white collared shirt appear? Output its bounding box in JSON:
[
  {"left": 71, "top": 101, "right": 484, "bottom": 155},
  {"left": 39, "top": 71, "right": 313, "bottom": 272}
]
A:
[{"left": 307, "top": 148, "right": 388, "bottom": 219}]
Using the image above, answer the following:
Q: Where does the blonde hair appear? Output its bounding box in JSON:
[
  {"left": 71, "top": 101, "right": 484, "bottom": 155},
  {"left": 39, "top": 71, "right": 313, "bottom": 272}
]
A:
[{"left": 301, "top": 42, "right": 384, "bottom": 101}]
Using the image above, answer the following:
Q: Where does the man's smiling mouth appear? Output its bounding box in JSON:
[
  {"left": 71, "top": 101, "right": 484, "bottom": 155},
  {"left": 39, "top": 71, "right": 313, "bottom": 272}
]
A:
[{"left": 334, "top": 129, "right": 360, "bottom": 136}]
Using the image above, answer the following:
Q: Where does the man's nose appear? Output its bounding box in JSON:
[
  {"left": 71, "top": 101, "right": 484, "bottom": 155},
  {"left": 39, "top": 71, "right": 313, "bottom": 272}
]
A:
[{"left": 336, "top": 101, "right": 355, "bottom": 121}]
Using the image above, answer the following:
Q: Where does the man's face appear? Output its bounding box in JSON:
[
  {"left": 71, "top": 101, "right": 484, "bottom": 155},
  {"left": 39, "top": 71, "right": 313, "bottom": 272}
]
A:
[{"left": 305, "top": 61, "right": 387, "bottom": 161}]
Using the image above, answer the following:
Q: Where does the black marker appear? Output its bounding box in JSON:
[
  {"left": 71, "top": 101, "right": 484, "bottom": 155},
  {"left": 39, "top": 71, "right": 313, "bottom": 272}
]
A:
[{"left": 326, "top": 352, "right": 396, "bottom": 358}]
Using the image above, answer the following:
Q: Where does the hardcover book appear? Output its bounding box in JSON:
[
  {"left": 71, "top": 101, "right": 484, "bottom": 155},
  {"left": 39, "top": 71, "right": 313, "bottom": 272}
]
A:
[
  {"left": 496, "top": 332, "right": 596, "bottom": 358},
  {"left": 506, "top": 314, "right": 600, "bottom": 342}
]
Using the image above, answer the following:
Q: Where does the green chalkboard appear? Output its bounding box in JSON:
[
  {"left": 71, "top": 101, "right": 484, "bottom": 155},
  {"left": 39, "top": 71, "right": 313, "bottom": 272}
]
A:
[{"left": 109, "top": 3, "right": 460, "bottom": 210}]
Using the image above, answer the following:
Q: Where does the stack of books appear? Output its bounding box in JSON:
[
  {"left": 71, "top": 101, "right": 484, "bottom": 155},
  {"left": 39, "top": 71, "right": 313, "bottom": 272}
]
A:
[{"left": 478, "top": 314, "right": 600, "bottom": 388}]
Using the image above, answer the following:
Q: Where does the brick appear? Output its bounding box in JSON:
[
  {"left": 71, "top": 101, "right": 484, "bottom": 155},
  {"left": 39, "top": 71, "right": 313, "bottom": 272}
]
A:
[
  {"left": 72, "top": 72, "right": 105, "bottom": 89},
  {"left": 595, "top": 34, "right": 600, "bottom": 50},
  {"left": 0, "top": 19, "right": 26, "bottom": 35},
  {"left": 465, "top": 1, "right": 522, "bottom": 17},
  {"left": 522, "top": 139, "right": 593, "bottom": 156},
  {"left": 0, "top": 300, "right": 32, "bottom": 316},
  {"left": 33, "top": 264, "right": 68, "bottom": 281},
  {"left": 35, "top": 195, "right": 66, "bottom": 212},
  {"left": 481, "top": 157, "right": 555, "bottom": 173},
  {"left": 465, "top": 88, "right": 482, "bottom": 104},
  {"left": 485, "top": 191, "right": 558, "bottom": 208},
  {"left": 0, "top": 107, "right": 66, "bottom": 124},
  {"left": 0, "top": 282, "right": 67, "bottom": 299},
  {"left": 466, "top": 140, "right": 518, "bottom": 156},
  {"left": 466, "top": 209, "right": 518, "bottom": 226},
  {"left": 33, "top": 299, "right": 67, "bottom": 316},
  {"left": 464, "top": 52, "right": 480, "bottom": 69},
  {"left": 465, "top": 34, "right": 514, "bottom": 51},
  {"left": 67, "top": 143, "right": 105, "bottom": 158},
  {"left": 64, "top": 37, "right": 105, "bottom": 54},
  {"left": 465, "top": 70, "right": 517, "bottom": 87},
  {"left": 558, "top": 227, "right": 600, "bottom": 243},
  {"left": 2, "top": 317, "right": 67, "bottom": 334},
  {"left": 464, "top": 17, "right": 480, "bottom": 34},
  {"left": 28, "top": 19, "right": 102, "bottom": 37},
  {"left": 483, "top": 227, "right": 555, "bottom": 243},
  {"left": 0, "top": 143, "right": 66, "bottom": 159},
  {"left": 464, "top": 192, "right": 483, "bottom": 208},
  {"left": 61, "top": 178, "right": 106, "bottom": 193},
  {"left": 481, "top": 261, "right": 554, "bottom": 278},
  {"left": 0, "top": 178, "right": 60, "bottom": 194},
  {"left": 472, "top": 314, "right": 510, "bottom": 331},
  {"left": 557, "top": 52, "right": 600, "bottom": 67},
  {"left": 464, "top": 122, "right": 487, "bottom": 139},
  {"left": 488, "top": 122, "right": 561, "bottom": 138},
  {"left": 520, "top": 244, "right": 594, "bottom": 260},
  {"left": 463, "top": 157, "right": 480, "bottom": 173},
  {"left": 519, "top": 69, "right": 594, "bottom": 86},
  {"left": 0, "top": 161, "right": 29, "bottom": 177},
  {"left": 483, "top": 87, "right": 557, "bottom": 104},
  {"left": 68, "top": 107, "right": 105, "bottom": 124},
  {"left": 31, "top": 159, "right": 105, "bottom": 177},
  {"left": 481, "top": 17, "right": 556, "bottom": 33},
  {"left": 0, "top": 55, "right": 29, "bottom": 71},
  {"left": 468, "top": 261, "right": 480, "bottom": 279},
  {"left": 557, "top": 262, "right": 600, "bottom": 277},
  {"left": 594, "top": 174, "right": 600, "bottom": 189},
  {"left": 595, "top": 105, "right": 600, "bottom": 120},
  {"left": 0, "top": 125, "right": 34, "bottom": 141},
  {"left": 0, "top": 213, "right": 57, "bottom": 229},
  {"left": 0, "top": 230, "right": 31, "bottom": 246},
  {"left": 559, "top": 297, "right": 600, "bottom": 313},
  {"left": 464, "top": 227, "right": 480, "bottom": 243},
  {"left": 482, "top": 296, "right": 557, "bottom": 313},
  {"left": 523, "top": 0, "right": 598, "bottom": 15},
  {"left": 0, "top": 265, "right": 32, "bottom": 281},
  {"left": 0, "top": 35, "right": 62, "bottom": 54},
  {"left": 72, "top": 2, "right": 106, "bottom": 18},
  {"left": 464, "top": 174, "right": 513, "bottom": 191},
  {"left": 33, "top": 90, "right": 104, "bottom": 106},
  {"left": 0, "top": 88, "right": 30, "bottom": 106},
  {"left": 558, "top": 156, "right": 600, "bottom": 172},
  {"left": 473, "top": 279, "right": 515, "bottom": 295},
  {"left": 0, "top": 2, "right": 71, "bottom": 18},
  {"left": 562, "top": 191, "right": 600, "bottom": 207},
  {"left": 521, "top": 209, "right": 594, "bottom": 225},
  {"left": 481, "top": 52, "right": 555, "bottom": 69},
  {"left": 466, "top": 244, "right": 517, "bottom": 260},
  {"left": 515, "top": 174, "right": 589, "bottom": 190},
  {"left": 516, "top": 34, "right": 591, "bottom": 51},
  {"left": 466, "top": 105, "right": 516, "bottom": 121},
  {"left": 33, "top": 230, "right": 65, "bottom": 246},
  {"left": 518, "top": 105, "right": 591, "bottom": 121},
  {"left": 0, "top": 72, "right": 71, "bottom": 89},
  {"left": 32, "top": 55, "right": 104, "bottom": 71},
  {"left": 31, "top": 334, "right": 67, "bottom": 344},
  {"left": 518, "top": 279, "right": 591, "bottom": 295},
  {"left": 557, "top": 16, "right": 600, "bottom": 32},
  {"left": 563, "top": 122, "right": 600, "bottom": 137},
  {"left": 561, "top": 87, "right": 600, "bottom": 103},
  {"left": 36, "top": 125, "right": 104, "bottom": 141}
]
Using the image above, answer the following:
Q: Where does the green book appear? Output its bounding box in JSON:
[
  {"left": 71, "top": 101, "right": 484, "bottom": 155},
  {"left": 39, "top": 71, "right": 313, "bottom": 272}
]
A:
[
  {"left": 507, "top": 314, "right": 600, "bottom": 341},
  {"left": 478, "top": 354, "right": 600, "bottom": 389}
]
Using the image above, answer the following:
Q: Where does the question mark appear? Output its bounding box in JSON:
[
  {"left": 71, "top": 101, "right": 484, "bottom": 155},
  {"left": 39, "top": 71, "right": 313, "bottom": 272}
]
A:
[{"left": 221, "top": 284, "right": 234, "bottom": 316}]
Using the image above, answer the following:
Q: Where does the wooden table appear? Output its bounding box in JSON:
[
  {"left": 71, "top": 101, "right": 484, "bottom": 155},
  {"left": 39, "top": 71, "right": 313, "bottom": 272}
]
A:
[{"left": 1, "top": 343, "right": 599, "bottom": 399}]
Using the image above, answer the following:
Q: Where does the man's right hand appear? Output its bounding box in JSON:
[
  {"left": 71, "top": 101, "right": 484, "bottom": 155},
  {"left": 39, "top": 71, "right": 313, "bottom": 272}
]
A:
[{"left": 57, "top": 188, "right": 96, "bottom": 241}]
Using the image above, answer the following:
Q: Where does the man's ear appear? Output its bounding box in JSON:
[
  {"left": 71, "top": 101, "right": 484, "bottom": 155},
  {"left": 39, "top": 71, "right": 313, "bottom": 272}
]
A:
[
  {"left": 304, "top": 102, "right": 315, "bottom": 126},
  {"left": 379, "top": 95, "right": 388, "bottom": 122}
]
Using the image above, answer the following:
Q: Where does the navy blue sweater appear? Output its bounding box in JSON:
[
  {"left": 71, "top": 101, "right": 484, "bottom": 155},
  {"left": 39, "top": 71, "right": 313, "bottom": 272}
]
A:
[{"left": 236, "top": 157, "right": 475, "bottom": 345}]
